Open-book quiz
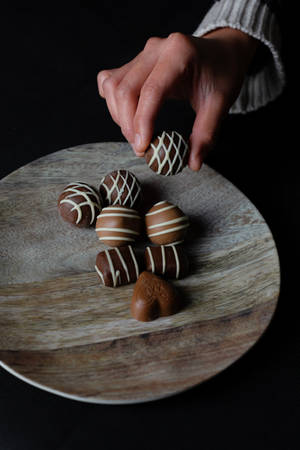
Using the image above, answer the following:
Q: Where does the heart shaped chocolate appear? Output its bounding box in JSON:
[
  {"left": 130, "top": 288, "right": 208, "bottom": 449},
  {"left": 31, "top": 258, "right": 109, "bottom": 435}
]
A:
[{"left": 131, "top": 271, "right": 181, "bottom": 322}]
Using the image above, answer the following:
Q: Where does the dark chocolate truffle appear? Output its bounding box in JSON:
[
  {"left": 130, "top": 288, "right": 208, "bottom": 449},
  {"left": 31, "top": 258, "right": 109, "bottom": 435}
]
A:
[
  {"left": 95, "top": 245, "right": 140, "bottom": 288},
  {"left": 99, "top": 169, "right": 141, "bottom": 208},
  {"left": 58, "top": 182, "right": 102, "bottom": 227},
  {"left": 145, "top": 244, "right": 189, "bottom": 279},
  {"left": 131, "top": 271, "right": 181, "bottom": 321},
  {"left": 145, "top": 200, "right": 189, "bottom": 245},
  {"left": 144, "top": 131, "right": 189, "bottom": 176},
  {"left": 95, "top": 206, "right": 142, "bottom": 247}
]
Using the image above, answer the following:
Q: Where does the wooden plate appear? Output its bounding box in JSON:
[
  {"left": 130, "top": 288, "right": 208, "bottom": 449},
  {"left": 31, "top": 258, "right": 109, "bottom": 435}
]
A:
[{"left": 0, "top": 142, "right": 280, "bottom": 404}]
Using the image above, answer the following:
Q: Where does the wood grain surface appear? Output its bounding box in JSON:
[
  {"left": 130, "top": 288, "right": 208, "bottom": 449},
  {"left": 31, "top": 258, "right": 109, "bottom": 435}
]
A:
[{"left": 0, "top": 142, "right": 280, "bottom": 403}]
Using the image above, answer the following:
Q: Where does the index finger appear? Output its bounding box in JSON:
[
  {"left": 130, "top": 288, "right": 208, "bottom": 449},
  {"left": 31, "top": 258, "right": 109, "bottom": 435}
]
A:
[{"left": 133, "top": 56, "right": 182, "bottom": 154}]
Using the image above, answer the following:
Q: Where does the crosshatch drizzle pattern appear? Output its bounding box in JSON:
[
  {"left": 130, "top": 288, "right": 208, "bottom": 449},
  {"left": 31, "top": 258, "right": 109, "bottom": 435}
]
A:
[
  {"left": 100, "top": 170, "right": 141, "bottom": 207},
  {"left": 148, "top": 131, "right": 189, "bottom": 175}
]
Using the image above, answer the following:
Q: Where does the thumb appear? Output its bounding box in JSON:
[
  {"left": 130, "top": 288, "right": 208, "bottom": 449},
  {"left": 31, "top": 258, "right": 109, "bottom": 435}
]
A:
[{"left": 188, "top": 94, "right": 228, "bottom": 171}]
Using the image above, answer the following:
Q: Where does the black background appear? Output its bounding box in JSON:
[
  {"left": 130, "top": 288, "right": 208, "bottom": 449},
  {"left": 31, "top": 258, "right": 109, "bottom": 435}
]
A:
[{"left": 0, "top": 4, "right": 298, "bottom": 450}]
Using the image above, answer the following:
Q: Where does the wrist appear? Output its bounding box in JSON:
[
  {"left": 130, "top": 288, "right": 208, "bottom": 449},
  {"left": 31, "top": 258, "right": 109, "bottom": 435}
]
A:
[{"left": 202, "top": 27, "right": 259, "bottom": 72}]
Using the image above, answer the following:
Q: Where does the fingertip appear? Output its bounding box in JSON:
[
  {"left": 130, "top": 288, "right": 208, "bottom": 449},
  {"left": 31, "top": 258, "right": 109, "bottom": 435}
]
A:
[
  {"left": 134, "top": 133, "right": 142, "bottom": 151},
  {"left": 132, "top": 132, "right": 150, "bottom": 155},
  {"left": 97, "top": 70, "right": 111, "bottom": 97},
  {"left": 188, "top": 136, "right": 205, "bottom": 171},
  {"left": 188, "top": 155, "right": 203, "bottom": 171},
  {"left": 129, "top": 137, "right": 145, "bottom": 157}
]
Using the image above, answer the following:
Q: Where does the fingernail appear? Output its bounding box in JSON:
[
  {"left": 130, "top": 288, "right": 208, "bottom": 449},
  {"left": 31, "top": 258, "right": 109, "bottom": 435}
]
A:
[
  {"left": 190, "top": 161, "right": 202, "bottom": 171},
  {"left": 134, "top": 133, "right": 141, "bottom": 150},
  {"left": 188, "top": 155, "right": 202, "bottom": 172}
]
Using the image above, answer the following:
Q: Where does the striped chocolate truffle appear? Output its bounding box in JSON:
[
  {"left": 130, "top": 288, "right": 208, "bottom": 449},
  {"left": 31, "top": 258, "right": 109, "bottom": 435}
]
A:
[
  {"left": 96, "top": 206, "right": 141, "bottom": 247},
  {"left": 99, "top": 169, "right": 142, "bottom": 208},
  {"left": 145, "top": 200, "right": 189, "bottom": 245},
  {"left": 145, "top": 245, "right": 189, "bottom": 279},
  {"left": 58, "top": 182, "right": 102, "bottom": 227},
  {"left": 95, "top": 245, "right": 140, "bottom": 288},
  {"left": 144, "top": 131, "right": 189, "bottom": 176}
]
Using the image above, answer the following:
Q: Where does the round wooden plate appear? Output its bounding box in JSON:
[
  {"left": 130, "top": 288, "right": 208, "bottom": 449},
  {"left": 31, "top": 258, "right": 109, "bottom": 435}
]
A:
[{"left": 0, "top": 142, "right": 280, "bottom": 404}]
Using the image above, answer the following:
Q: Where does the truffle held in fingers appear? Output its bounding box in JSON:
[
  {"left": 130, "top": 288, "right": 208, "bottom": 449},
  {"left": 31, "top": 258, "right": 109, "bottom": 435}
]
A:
[{"left": 144, "top": 131, "right": 189, "bottom": 176}]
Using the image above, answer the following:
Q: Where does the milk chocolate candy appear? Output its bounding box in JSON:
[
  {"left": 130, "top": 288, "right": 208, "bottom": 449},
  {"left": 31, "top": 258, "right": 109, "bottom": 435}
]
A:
[
  {"left": 95, "top": 245, "right": 140, "bottom": 288},
  {"left": 145, "top": 200, "right": 189, "bottom": 245},
  {"left": 145, "top": 244, "right": 189, "bottom": 279},
  {"left": 58, "top": 182, "right": 102, "bottom": 227},
  {"left": 144, "top": 131, "right": 189, "bottom": 176},
  {"left": 131, "top": 271, "right": 181, "bottom": 321},
  {"left": 95, "top": 206, "right": 142, "bottom": 247},
  {"left": 99, "top": 169, "right": 142, "bottom": 208}
]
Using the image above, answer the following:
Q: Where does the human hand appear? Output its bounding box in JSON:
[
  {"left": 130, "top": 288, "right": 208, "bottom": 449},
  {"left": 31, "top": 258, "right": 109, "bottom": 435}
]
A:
[{"left": 97, "top": 28, "right": 258, "bottom": 170}]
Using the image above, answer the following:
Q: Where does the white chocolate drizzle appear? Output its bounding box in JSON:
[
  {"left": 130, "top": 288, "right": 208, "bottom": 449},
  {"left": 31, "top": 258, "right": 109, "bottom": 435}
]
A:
[
  {"left": 60, "top": 182, "right": 101, "bottom": 225},
  {"left": 98, "top": 213, "right": 140, "bottom": 219},
  {"left": 165, "top": 240, "right": 184, "bottom": 246},
  {"left": 97, "top": 206, "right": 140, "bottom": 220},
  {"left": 96, "top": 227, "right": 139, "bottom": 235},
  {"left": 148, "top": 131, "right": 188, "bottom": 175},
  {"left": 161, "top": 245, "right": 166, "bottom": 274},
  {"left": 98, "top": 206, "right": 138, "bottom": 214},
  {"left": 146, "top": 244, "right": 181, "bottom": 279},
  {"left": 148, "top": 222, "right": 189, "bottom": 238},
  {"left": 128, "top": 245, "right": 140, "bottom": 280},
  {"left": 94, "top": 264, "right": 105, "bottom": 284},
  {"left": 147, "top": 216, "right": 188, "bottom": 229},
  {"left": 100, "top": 170, "right": 141, "bottom": 207},
  {"left": 145, "top": 203, "right": 176, "bottom": 217},
  {"left": 95, "top": 246, "right": 139, "bottom": 287},
  {"left": 171, "top": 244, "right": 180, "bottom": 279},
  {"left": 115, "top": 248, "right": 130, "bottom": 283},
  {"left": 146, "top": 246, "right": 155, "bottom": 273},
  {"left": 105, "top": 249, "right": 121, "bottom": 287},
  {"left": 98, "top": 236, "right": 135, "bottom": 242}
]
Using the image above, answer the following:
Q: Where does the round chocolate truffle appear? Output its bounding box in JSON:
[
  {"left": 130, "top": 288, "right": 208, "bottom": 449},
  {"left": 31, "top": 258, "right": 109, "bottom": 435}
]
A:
[
  {"left": 145, "top": 244, "right": 189, "bottom": 279},
  {"left": 145, "top": 200, "right": 189, "bottom": 245},
  {"left": 99, "top": 169, "right": 142, "bottom": 208},
  {"left": 58, "top": 182, "right": 102, "bottom": 227},
  {"left": 144, "top": 131, "right": 189, "bottom": 176},
  {"left": 95, "top": 245, "right": 140, "bottom": 288},
  {"left": 96, "top": 206, "right": 142, "bottom": 247}
]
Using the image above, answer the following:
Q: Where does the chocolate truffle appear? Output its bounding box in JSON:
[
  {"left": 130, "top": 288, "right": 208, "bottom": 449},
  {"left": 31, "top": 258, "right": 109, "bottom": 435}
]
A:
[
  {"left": 145, "top": 200, "right": 189, "bottom": 245},
  {"left": 145, "top": 244, "right": 189, "bottom": 279},
  {"left": 99, "top": 169, "right": 142, "bottom": 208},
  {"left": 131, "top": 271, "right": 181, "bottom": 321},
  {"left": 144, "top": 131, "right": 189, "bottom": 176},
  {"left": 58, "top": 182, "right": 102, "bottom": 227},
  {"left": 96, "top": 206, "right": 142, "bottom": 247},
  {"left": 95, "top": 245, "right": 140, "bottom": 288}
]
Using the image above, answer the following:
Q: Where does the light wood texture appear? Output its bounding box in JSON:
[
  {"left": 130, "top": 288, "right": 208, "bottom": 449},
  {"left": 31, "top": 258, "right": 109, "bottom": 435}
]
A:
[{"left": 0, "top": 142, "right": 280, "bottom": 403}]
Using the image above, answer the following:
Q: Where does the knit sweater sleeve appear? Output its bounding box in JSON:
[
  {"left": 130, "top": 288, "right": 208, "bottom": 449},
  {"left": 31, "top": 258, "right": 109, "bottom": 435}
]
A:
[{"left": 192, "top": 0, "right": 285, "bottom": 113}]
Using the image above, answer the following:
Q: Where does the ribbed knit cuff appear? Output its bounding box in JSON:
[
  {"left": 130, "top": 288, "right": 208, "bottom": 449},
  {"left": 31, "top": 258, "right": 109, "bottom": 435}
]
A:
[{"left": 193, "top": 0, "right": 286, "bottom": 113}]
